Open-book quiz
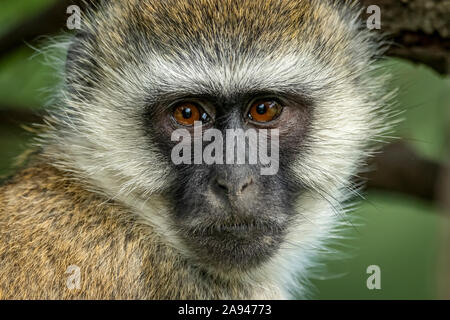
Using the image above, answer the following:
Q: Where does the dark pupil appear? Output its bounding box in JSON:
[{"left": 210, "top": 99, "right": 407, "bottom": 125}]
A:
[
  {"left": 182, "top": 108, "right": 192, "bottom": 119},
  {"left": 256, "top": 103, "right": 267, "bottom": 115}
]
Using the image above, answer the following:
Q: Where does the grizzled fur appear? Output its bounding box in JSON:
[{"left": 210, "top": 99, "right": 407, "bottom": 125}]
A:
[
  {"left": 0, "top": 162, "right": 263, "bottom": 299},
  {"left": 0, "top": 0, "right": 392, "bottom": 299}
]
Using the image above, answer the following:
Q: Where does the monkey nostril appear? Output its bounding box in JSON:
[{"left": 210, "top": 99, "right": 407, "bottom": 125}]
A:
[
  {"left": 215, "top": 178, "right": 230, "bottom": 193},
  {"left": 214, "top": 177, "right": 253, "bottom": 195},
  {"left": 239, "top": 178, "right": 253, "bottom": 193}
]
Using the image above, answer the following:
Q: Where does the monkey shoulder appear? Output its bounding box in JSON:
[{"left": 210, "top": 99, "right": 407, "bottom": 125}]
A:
[
  {"left": 0, "top": 160, "right": 258, "bottom": 299},
  {"left": 0, "top": 159, "right": 167, "bottom": 299}
]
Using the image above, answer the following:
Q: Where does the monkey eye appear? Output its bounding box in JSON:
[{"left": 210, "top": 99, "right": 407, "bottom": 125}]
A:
[
  {"left": 172, "top": 102, "right": 210, "bottom": 126},
  {"left": 247, "top": 99, "right": 283, "bottom": 123}
]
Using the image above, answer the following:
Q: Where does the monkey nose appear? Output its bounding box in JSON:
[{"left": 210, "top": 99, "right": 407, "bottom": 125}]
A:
[{"left": 214, "top": 176, "right": 253, "bottom": 196}]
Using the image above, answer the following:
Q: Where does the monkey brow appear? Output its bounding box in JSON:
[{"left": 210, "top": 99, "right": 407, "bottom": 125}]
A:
[{"left": 141, "top": 52, "right": 320, "bottom": 103}]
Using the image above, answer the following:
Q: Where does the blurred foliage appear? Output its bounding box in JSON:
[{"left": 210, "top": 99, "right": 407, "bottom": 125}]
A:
[
  {"left": 311, "top": 192, "right": 443, "bottom": 299},
  {"left": 389, "top": 60, "right": 450, "bottom": 162},
  {"left": 0, "top": 46, "right": 59, "bottom": 109},
  {"left": 0, "top": 0, "right": 55, "bottom": 36},
  {"left": 0, "top": 0, "right": 449, "bottom": 300}
]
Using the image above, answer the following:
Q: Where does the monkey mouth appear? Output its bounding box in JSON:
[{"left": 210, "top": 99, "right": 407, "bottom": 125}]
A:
[
  {"left": 185, "top": 216, "right": 283, "bottom": 238},
  {"left": 179, "top": 219, "right": 286, "bottom": 271},
  {"left": 209, "top": 221, "right": 265, "bottom": 236}
]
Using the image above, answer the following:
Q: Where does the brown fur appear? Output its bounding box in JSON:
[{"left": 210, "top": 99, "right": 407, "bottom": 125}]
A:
[
  {"left": 0, "top": 156, "right": 254, "bottom": 299},
  {"left": 0, "top": 0, "right": 384, "bottom": 299}
]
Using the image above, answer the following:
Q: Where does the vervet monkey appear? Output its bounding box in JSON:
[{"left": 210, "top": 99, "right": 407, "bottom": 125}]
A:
[{"left": 0, "top": 0, "right": 392, "bottom": 299}]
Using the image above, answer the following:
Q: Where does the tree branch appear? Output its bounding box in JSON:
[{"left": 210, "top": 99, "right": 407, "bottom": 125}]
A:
[
  {"left": 360, "top": 0, "right": 450, "bottom": 74},
  {"left": 363, "top": 141, "right": 443, "bottom": 201},
  {"left": 0, "top": 108, "right": 44, "bottom": 126}
]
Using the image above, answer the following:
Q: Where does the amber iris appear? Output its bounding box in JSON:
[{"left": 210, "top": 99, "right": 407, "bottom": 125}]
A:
[
  {"left": 248, "top": 100, "right": 282, "bottom": 123},
  {"left": 173, "top": 103, "right": 202, "bottom": 126}
]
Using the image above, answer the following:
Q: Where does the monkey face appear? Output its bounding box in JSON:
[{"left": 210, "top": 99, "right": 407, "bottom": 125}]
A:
[
  {"left": 145, "top": 93, "right": 312, "bottom": 271},
  {"left": 56, "top": 0, "right": 390, "bottom": 278}
]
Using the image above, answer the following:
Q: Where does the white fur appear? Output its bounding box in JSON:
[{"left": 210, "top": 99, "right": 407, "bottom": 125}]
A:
[{"left": 36, "top": 0, "right": 395, "bottom": 299}]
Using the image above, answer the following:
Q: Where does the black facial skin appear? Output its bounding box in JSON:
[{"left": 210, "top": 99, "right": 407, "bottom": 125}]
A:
[{"left": 146, "top": 91, "right": 312, "bottom": 272}]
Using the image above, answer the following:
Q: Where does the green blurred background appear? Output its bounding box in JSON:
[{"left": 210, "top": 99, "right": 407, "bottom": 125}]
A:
[{"left": 0, "top": 0, "right": 449, "bottom": 300}]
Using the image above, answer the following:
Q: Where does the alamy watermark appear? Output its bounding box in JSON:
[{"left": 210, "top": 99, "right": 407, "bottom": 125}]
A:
[
  {"left": 67, "top": 5, "right": 81, "bottom": 30},
  {"left": 366, "top": 265, "right": 381, "bottom": 290},
  {"left": 65, "top": 265, "right": 81, "bottom": 290},
  {"left": 171, "top": 122, "right": 280, "bottom": 176},
  {"left": 366, "top": 5, "right": 381, "bottom": 30}
]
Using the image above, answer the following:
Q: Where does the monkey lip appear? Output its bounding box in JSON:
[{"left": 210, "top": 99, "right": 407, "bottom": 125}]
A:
[
  {"left": 215, "top": 223, "right": 258, "bottom": 233},
  {"left": 190, "top": 219, "right": 284, "bottom": 239},
  {"left": 188, "top": 223, "right": 262, "bottom": 238},
  {"left": 181, "top": 219, "right": 286, "bottom": 270}
]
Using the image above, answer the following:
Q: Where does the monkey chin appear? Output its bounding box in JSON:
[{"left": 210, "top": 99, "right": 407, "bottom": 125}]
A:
[{"left": 179, "top": 221, "right": 287, "bottom": 273}]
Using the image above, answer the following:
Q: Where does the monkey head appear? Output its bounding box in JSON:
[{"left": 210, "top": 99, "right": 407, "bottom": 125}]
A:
[{"left": 44, "top": 0, "right": 390, "bottom": 280}]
